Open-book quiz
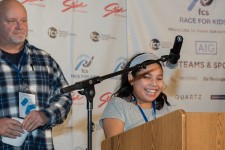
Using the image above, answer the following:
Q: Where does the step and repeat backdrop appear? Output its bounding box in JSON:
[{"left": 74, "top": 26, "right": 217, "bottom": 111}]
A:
[{"left": 18, "top": 0, "right": 225, "bottom": 149}]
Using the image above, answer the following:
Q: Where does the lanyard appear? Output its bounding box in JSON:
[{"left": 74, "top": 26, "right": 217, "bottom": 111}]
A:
[
  {"left": 3, "top": 52, "right": 27, "bottom": 84},
  {"left": 13, "top": 53, "right": 26, "bottom": 83},
  {"left": 132, "top": 95, "right": 156, "bottom": 122}
]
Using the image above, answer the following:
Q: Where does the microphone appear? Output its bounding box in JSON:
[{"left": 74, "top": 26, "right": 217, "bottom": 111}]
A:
[{"left": 166, "top": 35, "right": 183, "bottom": 69}]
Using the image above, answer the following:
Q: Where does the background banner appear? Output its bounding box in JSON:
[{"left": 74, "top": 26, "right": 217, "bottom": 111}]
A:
[{"left": 18, "top": 0, "right": 225, "bottom": 149}]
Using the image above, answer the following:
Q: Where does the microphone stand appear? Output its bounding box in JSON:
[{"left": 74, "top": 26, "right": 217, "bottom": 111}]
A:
[{"left": 61, "top": 55, "right": 169, "bottom": 150}]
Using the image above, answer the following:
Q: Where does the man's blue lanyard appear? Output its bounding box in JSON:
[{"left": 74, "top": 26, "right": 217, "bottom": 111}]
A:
[
  {"left": 4, "top": 52, "right": 27, "bottom": 84},
  {"left": 132, "top": 95, "right": 156, "bottom": 122}
]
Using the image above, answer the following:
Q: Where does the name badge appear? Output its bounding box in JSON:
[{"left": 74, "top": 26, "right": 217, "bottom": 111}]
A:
[{"left": 19, "top": 92, "right": 36, "bottom": 118}]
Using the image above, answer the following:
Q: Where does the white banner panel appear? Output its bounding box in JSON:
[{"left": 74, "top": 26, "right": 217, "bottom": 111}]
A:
[
  {"left": 127, "top": 0, "right": 225, "bottom": 112},
  {"left": 15, "top": 0, "right": 225, "bottom": 149}
]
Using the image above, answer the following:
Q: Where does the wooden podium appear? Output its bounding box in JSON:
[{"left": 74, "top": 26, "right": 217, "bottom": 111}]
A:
[{"left": 101, "top": 109, "right": 225, "bottom": 150}]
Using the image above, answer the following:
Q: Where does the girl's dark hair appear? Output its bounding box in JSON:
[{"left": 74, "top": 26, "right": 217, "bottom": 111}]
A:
[{"left": 112, "top": 53, "right": 170, "bottom": 110}]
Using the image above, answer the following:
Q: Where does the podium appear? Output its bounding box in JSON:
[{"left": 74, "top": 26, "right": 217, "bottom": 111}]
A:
[{"left": 101, "top": 109, "right": 225, "bottom": 150}]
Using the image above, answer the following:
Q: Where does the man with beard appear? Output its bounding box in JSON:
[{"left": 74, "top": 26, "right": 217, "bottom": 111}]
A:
[{"left": 0, "top": 0, "right": 72, "bottom": 149}]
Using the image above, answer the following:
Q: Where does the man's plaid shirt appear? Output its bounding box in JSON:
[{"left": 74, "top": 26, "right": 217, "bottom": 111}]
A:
[{"left": 0, "top": 41, "right": 72, "bottom": 150}]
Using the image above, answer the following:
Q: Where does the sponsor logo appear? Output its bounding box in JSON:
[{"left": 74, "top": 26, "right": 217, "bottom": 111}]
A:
[
  {"left": 71, "top": 54, "right": 98, "bottom": 80},
  {"left": 175, "top": 94, "right": 202, "bottom": 100},
  {"left": 150, "top": 39, "right": 160, "bottom": 50},
  {"left": 149, "top": 39, "right": 172, "bottom": 50},
  {"left": 178, "top": 61, "right": 225, "bottom": 69},
  {"left": 173, "top": 76, "right": 198, "bottom": 81},
  {"left": 195, "top": 41, "right": 217, "bottom": 54},
  {"left": 98, "top": 92, "right": 112, "bottom": 108},
  {"left": 75, "top": 54, "right": 94, "bottom": 73},
  {"left": 48, "top": 27, "right": 76, "bottom": 39},
  {"left": 211, "top": 95, "right": 225, "bottom": 100},
  {"left": 48, "top": 27, "right": 57, "bottom": 38},
  {"left": 90, "top": 31, "right": 117, "bottom": 42},
  {"left": 20, "top": 0, "right": 45, "bottom": 7},
  {"left": 203, "top": 77, "right": 225, "bottom": 81},
  {"left": 188, "top": 0, "right": 216, "bottom": 16},
  {"left": 72, "top": 54, "right": 99, "bottom": 80},
  {"left": 103, "top": 3, "right": 126, "bottom": 17},
  {"left": 90, "top": 32, "right": 100, "bottom": 42},
  {"left": 62, "top": 0, "right": 88, "bottom": 13}
]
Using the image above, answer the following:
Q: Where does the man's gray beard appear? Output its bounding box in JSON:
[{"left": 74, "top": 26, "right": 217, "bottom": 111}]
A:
[{"left": 11, "top": 35, "right": 26, "bottom": 44}]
